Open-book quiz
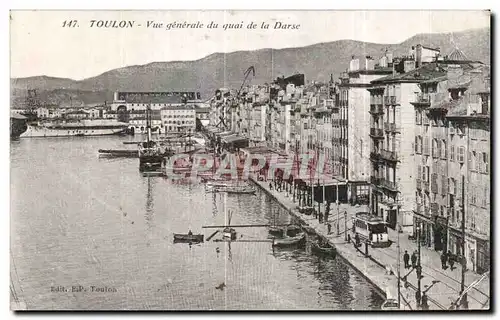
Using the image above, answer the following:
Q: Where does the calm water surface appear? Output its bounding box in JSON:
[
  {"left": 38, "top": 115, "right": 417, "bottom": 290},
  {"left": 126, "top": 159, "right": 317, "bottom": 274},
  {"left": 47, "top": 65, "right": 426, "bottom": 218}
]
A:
[{"left": 10, "top": 136, "right": 384, "bottom": 310}]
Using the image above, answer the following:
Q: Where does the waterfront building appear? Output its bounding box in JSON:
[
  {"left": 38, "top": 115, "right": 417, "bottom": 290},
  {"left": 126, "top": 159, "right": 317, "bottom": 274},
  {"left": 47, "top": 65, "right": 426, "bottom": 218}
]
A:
[
  {"left": 446, "top": 70, "right": 490, "bottom": 274},
  {"left": 160, "top": 105, "right": 196, "bottom": 133},
  {"left": 111, "top": 91, "right": 202, "bottom": 112},
  {"left": 195, "top": 106, "right": 210, "bottom": 127},
  {"left": 409, "top": 48, "right": 489, "bottom": 274},
  {"left": 335, "top": 54, "right": 393, "bottom": 204},
  {"left": 65, "top": 110, "right": 90, "bottom": 120},
  {"left": 368, "top": 50, "right": 433, "bottom": 231},
  {"left": 36, "top": 107, "right": 50, "bottom": 119}
]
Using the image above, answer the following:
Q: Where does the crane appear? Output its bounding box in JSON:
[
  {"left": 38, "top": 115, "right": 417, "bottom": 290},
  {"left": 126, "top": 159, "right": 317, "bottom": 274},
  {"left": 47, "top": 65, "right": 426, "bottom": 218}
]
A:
[
  {"left": 237, "top": 66, "right": 256, "bottom": 98},
  {"left": 215, "top": 66, "right": 256, "bottom": 130}
]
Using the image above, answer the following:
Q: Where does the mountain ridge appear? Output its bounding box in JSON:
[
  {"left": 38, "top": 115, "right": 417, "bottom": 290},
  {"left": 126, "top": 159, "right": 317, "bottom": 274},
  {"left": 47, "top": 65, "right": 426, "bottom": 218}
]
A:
[{"left": 11, "top": 27, "right": 490, "bottom": 107}]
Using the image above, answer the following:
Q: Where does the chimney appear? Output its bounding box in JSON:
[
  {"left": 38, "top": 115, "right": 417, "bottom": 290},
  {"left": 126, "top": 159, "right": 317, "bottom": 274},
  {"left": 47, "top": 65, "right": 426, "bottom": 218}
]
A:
[
  {"left": 415, "top": 44, "right": 423, "bottom": 68},
  {"left": 349, "top": 56, "right": 359, "bottom": 72},
  {"left": 386, "top": 52, "right": 393, "bottom": 64},
  {"left": 365, "top": 56, "right": 375, "bottom": 70}
]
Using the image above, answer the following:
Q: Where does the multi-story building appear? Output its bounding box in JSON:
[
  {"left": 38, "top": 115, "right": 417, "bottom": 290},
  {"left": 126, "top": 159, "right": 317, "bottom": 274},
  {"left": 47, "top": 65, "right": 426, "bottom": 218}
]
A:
[
  {"left": 65, "top": 110, "right": 90, "bottom": 119},
  {"left": 160, "top": 106, "right": 196, "bottom": 133},
  {"left": 409, "top": 49, "right": 489, "bottom": 273},
  {"left": 335, "top": 54, "right": 393, "bottom": 203},
  {"left": 368, "top": 54, "right": 431, "bottom": 231},
  {"left": 111, "top": 91, "right": 202, "bottom": 112},
  {"left": 445, "top": 66, "right": 490, "bottom": 274}
]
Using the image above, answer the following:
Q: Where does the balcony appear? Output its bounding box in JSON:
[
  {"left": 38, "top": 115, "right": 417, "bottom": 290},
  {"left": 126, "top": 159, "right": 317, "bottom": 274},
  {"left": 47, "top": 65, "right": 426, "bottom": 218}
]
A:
[
  {"left": 370, "top": 176, "right": 381, "bottom": 185},
  {"left": 384, "top": 122, "right": 400, "bottom": 133},
  {"left": 370, "top": 128, "right": 384, "bottom": 138},
  {"left": 369, "top": 104, "right": 384, "bottom": 115},
  {"left": 380, "top": 178, "right": 398, "bottom": 192},
  {"left": 416, "top": 178, "right": 422, "bottom": 190},
  {"left": 390, "top": 96, "right": 397, "bottom": 105},
  {"left": 370, "top": 151, "right": 381, "bottom": 162},
  {"left": 384, "top": 96, "right": 390, "bottom": 105},
  {"left": 414, "top": 93, "right": 431, "bottom": 105},
  {"left": 380, "top": 149, "right": 398, "bottom": 162}
]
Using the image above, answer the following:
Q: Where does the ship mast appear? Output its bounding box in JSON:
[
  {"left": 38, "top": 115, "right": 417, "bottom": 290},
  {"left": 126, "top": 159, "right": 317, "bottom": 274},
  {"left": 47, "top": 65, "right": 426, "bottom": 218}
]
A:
[{"left": 147, "top": 103, "right": 152, "bottom": 144}]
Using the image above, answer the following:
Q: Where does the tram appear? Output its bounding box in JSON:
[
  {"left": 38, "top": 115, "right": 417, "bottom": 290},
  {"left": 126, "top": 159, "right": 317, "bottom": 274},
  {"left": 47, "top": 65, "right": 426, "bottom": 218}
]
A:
[{"left": 352, "top": 212, "right": 390, "bottom": 247}]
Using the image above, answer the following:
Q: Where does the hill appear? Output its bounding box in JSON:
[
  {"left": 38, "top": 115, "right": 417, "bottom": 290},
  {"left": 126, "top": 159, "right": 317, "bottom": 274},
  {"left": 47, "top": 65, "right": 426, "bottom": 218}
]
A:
[{"left": 10, "top": 27, "right": 490, "bottom": 108}]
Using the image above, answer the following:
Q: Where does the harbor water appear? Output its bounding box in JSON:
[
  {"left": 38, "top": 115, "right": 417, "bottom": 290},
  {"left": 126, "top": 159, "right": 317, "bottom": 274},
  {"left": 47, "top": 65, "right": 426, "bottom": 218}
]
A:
[{"left": 10, "top": 136, "right": 384, "bottom": 310}]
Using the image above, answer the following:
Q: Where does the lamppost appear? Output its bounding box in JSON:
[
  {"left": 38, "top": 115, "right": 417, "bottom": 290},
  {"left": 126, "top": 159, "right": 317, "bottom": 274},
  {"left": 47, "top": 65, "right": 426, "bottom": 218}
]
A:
[{"left": 416, "top": 221, "right": 422, "bottom": 308}]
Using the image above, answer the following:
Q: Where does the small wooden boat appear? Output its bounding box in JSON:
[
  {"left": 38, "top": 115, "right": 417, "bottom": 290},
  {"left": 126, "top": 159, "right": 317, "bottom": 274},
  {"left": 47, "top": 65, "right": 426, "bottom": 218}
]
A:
[
  {"left": 212, "top": 185, "right": 256, "bottom": 195},
  {"left": 173, "top": 233, "right": 204, "bottom": 243},
  {"left": 222, "top": 227, "right": 237, "bottom": 240},
  {"left": 285, "top": 225, "right": 302, "bottom": 237},
  {"left": 311, "top": 241, "right": 337, "bottom": 257},
  {"left": 272, "top": 233, "right": 305, "bottom": 248},
  {"left": 268, "top": 226, "right": 284, "bottom": 237}
]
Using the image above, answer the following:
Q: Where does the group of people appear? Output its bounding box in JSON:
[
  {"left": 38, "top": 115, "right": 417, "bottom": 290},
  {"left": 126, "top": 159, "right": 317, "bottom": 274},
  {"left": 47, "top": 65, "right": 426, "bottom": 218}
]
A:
[{"left": 440, "top": 250, "right": 457, "bottom": 270}]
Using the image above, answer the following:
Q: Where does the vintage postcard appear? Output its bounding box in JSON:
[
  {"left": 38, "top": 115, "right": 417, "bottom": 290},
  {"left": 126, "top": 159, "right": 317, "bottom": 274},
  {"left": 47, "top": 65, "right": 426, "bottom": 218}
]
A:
[{"left": 10, "top": 10, "right": 491, "bottom": 311}]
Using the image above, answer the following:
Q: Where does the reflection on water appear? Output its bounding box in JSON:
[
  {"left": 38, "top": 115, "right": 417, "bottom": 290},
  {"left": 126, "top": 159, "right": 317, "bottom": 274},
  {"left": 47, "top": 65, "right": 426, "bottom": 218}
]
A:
[{"left": 10, "top": 136, "right": 383, "bottom": 310}]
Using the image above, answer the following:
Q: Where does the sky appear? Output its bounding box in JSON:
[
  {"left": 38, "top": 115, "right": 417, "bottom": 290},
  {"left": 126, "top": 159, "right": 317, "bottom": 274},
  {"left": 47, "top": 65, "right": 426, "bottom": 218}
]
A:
[{"left": 10, "top": 10, "right": 490, "bottom": 80}]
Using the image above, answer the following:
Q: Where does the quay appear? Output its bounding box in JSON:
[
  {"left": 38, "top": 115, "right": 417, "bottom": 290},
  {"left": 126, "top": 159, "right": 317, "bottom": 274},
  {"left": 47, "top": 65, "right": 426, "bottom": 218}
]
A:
[{"left": 249, "top": 176, "right": 490, "bottom": 311}]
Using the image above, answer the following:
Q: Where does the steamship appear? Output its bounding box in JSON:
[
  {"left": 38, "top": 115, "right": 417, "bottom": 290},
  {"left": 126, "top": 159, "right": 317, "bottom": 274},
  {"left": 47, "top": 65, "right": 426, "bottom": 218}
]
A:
[{"left": 20, "top": 119, "right": 129, "bottom": 138}]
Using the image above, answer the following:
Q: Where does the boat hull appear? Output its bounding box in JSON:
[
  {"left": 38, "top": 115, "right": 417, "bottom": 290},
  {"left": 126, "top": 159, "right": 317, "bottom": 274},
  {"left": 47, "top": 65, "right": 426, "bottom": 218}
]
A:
[
  {"left": 311, "top": 242, "right": 337, "bottom": 258},
  {"left": 272, "top": 234, "right": 306, "bottom": 248},
  {"left": 20, "top": 121, "right": 128, "bottom": 138},
  {"left": 173, "top": 234, "right": 204, "bottom": 243}
]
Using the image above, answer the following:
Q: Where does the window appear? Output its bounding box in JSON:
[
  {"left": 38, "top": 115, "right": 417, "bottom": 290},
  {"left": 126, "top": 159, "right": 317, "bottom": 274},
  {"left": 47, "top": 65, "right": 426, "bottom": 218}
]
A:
[
  {"left": 423, "top": 138, "right": 429, "bottom": 155},
  {"left": 432, "top": 139, "right": 438, "bottom": 158},
  {"left": 414, "top": 136, "right": 419, "bottom": 153},
  {"left": 415, "top": 110, "right": 422, "bottom": 125},
  {"left": 450, "top": 145, "right": 455, "bottom": 161},
  {"left": 441, "top": 140, "right": 447, "bottom": 159},
  {"left": 483, "top": 152, "right": 489, "bottom": 173},
  {"left": 423, "top": 114, "right": 430, "bottom": 126},
  {"left": 449, "top": 178, "right": 456, "bottom": 194},
  {"left": 458, "top": 146, "right": 465, "bottom": 163}
]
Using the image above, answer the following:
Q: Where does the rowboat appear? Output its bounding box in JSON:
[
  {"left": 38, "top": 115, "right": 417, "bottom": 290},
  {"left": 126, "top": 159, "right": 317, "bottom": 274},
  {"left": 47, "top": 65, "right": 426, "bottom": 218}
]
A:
[
  {"left": 311, "top": 241, "right": 337, "bottom": 258},
  {"left": 212, "top": 185, "right": 256, "bottom": 195},
  {"left": 173, "top": 233, "right": 204, "bottom": 243},
  {"left": 272, "top": 233, "right": 305, "bottom": 248},
  {"left": 268, "top": 226, "right": 284, "bottom": 237}
]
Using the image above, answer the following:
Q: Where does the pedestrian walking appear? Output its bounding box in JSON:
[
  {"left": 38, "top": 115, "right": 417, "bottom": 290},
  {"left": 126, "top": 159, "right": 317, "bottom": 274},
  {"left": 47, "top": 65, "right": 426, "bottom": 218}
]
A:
[
  {"left": 441, "top": 251, "right": 448, "bottom": 270},
  {"left": 411, "top": 251, "right": 417, "bottom": 268},
  {"left": 354, "top": 233, "right": 360, "bottom": 247},
  {"left": 448, "top": 251, "right": 455, "bottom": 270},
  {"left": 421, "top": 292, "right": 429, "bottom": 310},
  {"left": 319, "top": 211, "right": 323, "bottom": 224},
  {"left": 269, "top": 182, "right": 273, "bottom": 190},
  {"left": 403, "top": 250, "right": 410, "bottom": 269},
  {"left": 327, "top": 223, "right": 332, "bottom": 234}
]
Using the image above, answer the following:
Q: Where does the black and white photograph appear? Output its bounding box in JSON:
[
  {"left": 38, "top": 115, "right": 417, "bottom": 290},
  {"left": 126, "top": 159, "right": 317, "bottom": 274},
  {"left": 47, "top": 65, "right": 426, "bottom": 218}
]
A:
[{"left": 9, "top": 9, "right": 491, "bottom": 311}]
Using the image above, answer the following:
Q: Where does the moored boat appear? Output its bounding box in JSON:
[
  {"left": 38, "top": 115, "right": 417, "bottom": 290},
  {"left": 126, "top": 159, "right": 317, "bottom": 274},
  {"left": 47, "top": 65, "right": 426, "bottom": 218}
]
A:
[
  {"left": 20, "top": 119, "right": 129, "bottom": 138},
  {"left": 311, "top": 241, "right": 337, "bottom": 258},
  {"left": 173, "top": 233, "right": 204, "bottom": 243},
  {"left": 272, "top": 233, "right": 305, "bottom": 248},
  {"left": 98, "top": 149, "right": 138, "bottom": 158}
]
